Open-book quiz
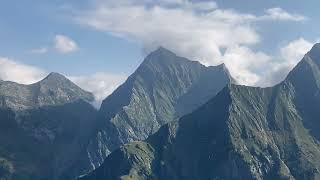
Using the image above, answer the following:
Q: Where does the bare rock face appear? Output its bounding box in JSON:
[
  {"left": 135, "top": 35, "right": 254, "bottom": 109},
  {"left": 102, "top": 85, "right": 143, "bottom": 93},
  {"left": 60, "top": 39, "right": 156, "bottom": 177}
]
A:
[
  {"left": 83, "top": 47, "right": 233, "bottom": 171},
  {"left": 80, "top": 44, "right": 320, "bottom": 180}
]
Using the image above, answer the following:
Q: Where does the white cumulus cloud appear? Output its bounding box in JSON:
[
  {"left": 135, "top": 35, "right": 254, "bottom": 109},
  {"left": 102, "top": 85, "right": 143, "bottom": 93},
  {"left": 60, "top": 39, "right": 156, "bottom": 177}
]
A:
[
  {"left": 0, "top": 57, "right": 46, "bottom": 84},
  {"left": 75, "top": 1, "right": 260, "bottom": 65},
  {"left": 69, "top": 72, "right": 127, "bottom": 107},
  {"left": 74, "top": 0, "right": 307, "bottom": 86},
  {"left": 280, "top": 38, "right": 313, "bottom": 65},
  {"left": 54, "top": 34, "right": 78, "bottom": 53},
  {"left": 262, "top": 7, "right": 306, "bottom": 21},
  {"left": 260, "top": 38, "right": 313, "bottom": 86},
  {"left": 223, "top": 46, "right": 272, "bottom": 86},
  {"left": 223, "top": 38, "right": 313, "bottom": 87}
]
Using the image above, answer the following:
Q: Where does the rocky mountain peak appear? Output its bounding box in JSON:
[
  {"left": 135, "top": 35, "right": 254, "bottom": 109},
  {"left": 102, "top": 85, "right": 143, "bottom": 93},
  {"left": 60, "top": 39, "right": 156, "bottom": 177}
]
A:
[
  {"left": 43, "top": 72, "right": 68, "bottom": 81},
  {"left": 35, "top": 73, "right": 94, "bottom": 106},
  {"left": 140, "top": 47, "right": 204, "bottom": 70},
  {"left": 141, "top": 47, "right": 179, "bottom": 66},
  {"left": 307, "top": 43, "right": 320, "bottom": 61},
  {"left": 154, "top": 46, "right": 176, "bottom": 55},
  {"left": 39, "top": 72, "right": 74, "bottom": 87}
]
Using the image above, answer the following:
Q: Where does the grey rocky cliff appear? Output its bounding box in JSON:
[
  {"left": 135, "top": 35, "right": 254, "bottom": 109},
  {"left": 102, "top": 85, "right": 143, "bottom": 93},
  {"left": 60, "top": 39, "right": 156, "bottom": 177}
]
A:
[{"left": 83, "top": 47, "right": 234, "bottom": 171}]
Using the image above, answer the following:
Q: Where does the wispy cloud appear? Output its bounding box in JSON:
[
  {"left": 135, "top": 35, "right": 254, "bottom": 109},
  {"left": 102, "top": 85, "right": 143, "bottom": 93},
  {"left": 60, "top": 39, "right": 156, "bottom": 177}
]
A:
[
  {"left": 262, "top": 7, "right": 307, "bottom": 21},
  {"left": 69, "top": 72, "right": 127, "bottom": 107},
  {"left": 54, "top": 34, "right": 78, "bottom": 54},
  {"left": 29, "top": 35, "right": 79, "bottom": 55},
  {"left": 30, "top": 47, "right": 48, "bottom": 55},
  {"left": 206, "top": 7, "right": 307, "bottom": 23}
]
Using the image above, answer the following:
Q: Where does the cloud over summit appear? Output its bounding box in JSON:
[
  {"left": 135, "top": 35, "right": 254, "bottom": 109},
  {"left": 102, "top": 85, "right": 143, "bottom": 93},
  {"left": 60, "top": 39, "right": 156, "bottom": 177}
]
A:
[{"left": 75, "top": 0, "right": 308, "bottom": 86}]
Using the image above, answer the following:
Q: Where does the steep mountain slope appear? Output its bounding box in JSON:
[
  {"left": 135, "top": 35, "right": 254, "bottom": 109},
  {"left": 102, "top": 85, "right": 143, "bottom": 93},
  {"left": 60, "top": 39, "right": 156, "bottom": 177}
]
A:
[
  {"left": 83, "top": 47, "right": 234, "bottom": 171},
  {"left": 0, "top": 73, "right": 98, "bottom": 180},
  {"left": 80, "top": 44, "right": 320, "bottom": 180}
]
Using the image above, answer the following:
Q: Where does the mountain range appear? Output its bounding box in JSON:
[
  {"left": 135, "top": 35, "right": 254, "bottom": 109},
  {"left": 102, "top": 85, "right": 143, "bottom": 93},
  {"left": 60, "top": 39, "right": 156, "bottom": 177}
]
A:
[
  {"left": 0, "top": 48, "right": 233, "bottom": 180},
  {"left": 2, "top": 44, "right": 320, "bottom": 180},
  {"left": 79, "top": 44, "right": 320, "bottom": 180}
]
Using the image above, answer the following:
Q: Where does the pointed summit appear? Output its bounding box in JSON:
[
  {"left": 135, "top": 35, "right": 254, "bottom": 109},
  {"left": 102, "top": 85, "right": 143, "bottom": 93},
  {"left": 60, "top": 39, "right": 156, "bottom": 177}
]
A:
[
  {"left": 302, "top": 43, "right": 320, "bottom": 68},
  {"left": 40, "top": 72, "right": 71, "bottom": 84},
  {"left": 35, "top": 72, "right": 94, "bottom": 105},
  {"left": 141, "top": 46, "right": 179, "bottom": 66},
  {"left": 138, "top": 46, "right": 208, "bottom": 78},
  {"left": 154, "top": 46, "right": 176, "bottom": 55},
  {"left": 46, "top": 72, "right": 67, "bottom": 79},
  {"left": 37, "top": 72, "right": 76, "bottom": 91},
  {"left": 307, "top": 43, "right": 320, "bottom": 60},
  {"left": 39, "top": 72, "right": 80, "bottom": 89}
]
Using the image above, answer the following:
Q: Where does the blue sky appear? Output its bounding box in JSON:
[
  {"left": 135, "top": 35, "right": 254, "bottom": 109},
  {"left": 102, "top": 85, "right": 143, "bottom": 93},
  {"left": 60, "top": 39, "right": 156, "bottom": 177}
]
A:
[
  {"left": 0, "top": 0, "right": 142, "bottom": 75},
  {"left": 0, "top": 0, "right": 319, "bottom": 103}
]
